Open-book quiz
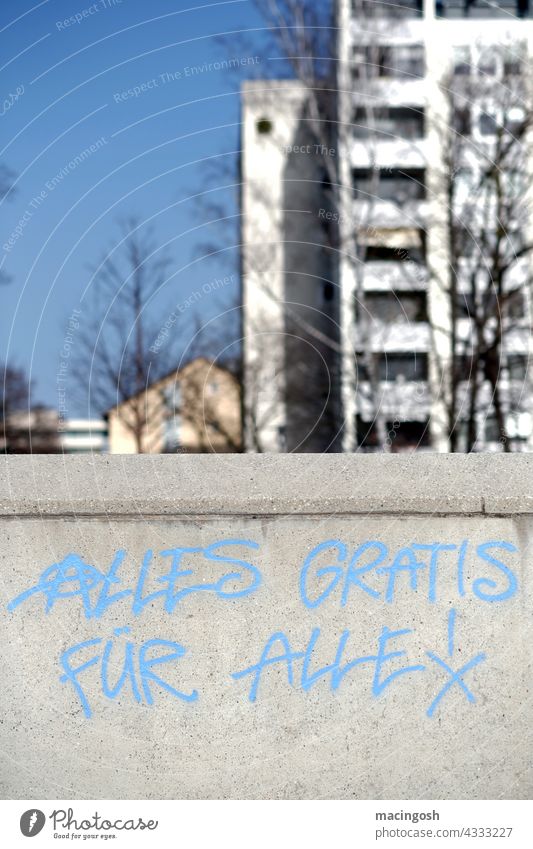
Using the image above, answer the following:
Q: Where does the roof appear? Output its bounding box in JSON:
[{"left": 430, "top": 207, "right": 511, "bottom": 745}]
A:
[{"left": 104, "top": 356, "right": 237, "bottom": 415}]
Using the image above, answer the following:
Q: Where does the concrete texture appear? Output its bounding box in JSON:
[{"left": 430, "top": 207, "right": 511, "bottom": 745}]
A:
[
  {"left": 2, "top": 453, "right": 533, "bottom": 515},
  {"left": 0, "top": 456, "right": 531, "bottom": 800}
]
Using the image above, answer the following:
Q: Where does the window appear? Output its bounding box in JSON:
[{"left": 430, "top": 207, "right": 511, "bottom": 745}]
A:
[
  {"left": 453, "top": 107, "right": 472, "bottom": 136},
  {"left": 379, "top": 353, "right": 428, "bottom": 381},
  {"left": 478, "top": 49, "right": 496, "bottom": 76},
  {"left": 503, "top": 44, "right": 526, "bottom": 76},
  {"left": 479, "top": 111, "right": 499, "bottom": 136},
  {"left": 365, "top": 244, "right": 426, "bottom": 263},
  {"left": 356, "top": 416, "right": 430, "bottom": 451},
  {"left": 437, "top": 0, "right": 531, "bottom": 18},
  {"left": 353, "top": 168, "right": 426, "bottom": 201},
  {"left": 256, "top": 117, "right": 272, "bottom": 135},
  {"left": 323, "top": 281, "right": 335, "bottom": 302},
  {"left": 163, "top": 413, "right": 181, "bottom": 452},
  {"left": 389, "top": 44, "right": 425, "bottom": 78},
  {"left": 357, "top": 353, "right": 428, "bottom": 381},
  {"left": 361, "top": 291, "right": 428, "bottom": 323},
  {"left": 353, "top": 107, "right": 425, "bottom": 140},
  {"left": 161, "top": 384, "right": 181, "bottom": 413},
  {"left": 506, "top": 107, "right": 525, "bottom": 137}
]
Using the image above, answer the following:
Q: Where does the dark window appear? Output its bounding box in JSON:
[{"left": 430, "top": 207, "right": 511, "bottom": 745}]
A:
[
  {"left": 505, "top": 109, "right": 526, "bottom": 137},
  {"left": 323, "top": 281, "right": 335, "bottom": 302},
  {"left": 379, "top": 353, "right": 428, "bottom": 381},
  {"left": 503, "top": 51, "right": 523, "bottom": 76},
  {"left": 478, "top": 50, "right": 496, "bottom": 76},
  {"left": 453, "top": 107, "right": 472, "bottom": 136},
  {"left": 356, "top": 416, "right": 430, "bottom": 451},
  {"left": 508, "top": 354, "right": 528, "bottom": 380},
  {"left": 365, "top": 243, "right": 426, "bottom": 263},
  {"left": 353, "top": 168, "right": 426, "bottom": 201},
  {"left": 361, "top": 291, "right": 428, "bottom": 322},
  {"left": 256, "top": 117, "right": 273, "bottom": 135}
]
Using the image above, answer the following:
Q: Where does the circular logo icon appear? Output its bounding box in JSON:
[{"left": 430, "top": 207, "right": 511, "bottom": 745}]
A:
[{"left": 20, "top": 810, "right": 46, "bottom": 837}]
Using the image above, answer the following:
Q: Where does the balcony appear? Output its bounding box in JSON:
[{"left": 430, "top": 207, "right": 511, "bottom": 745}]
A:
[
  {"left": 356, "top": 417, "right": 431, "bottom": 452},
  {"left": 353, "top": 320, "right": 430, "bottom": 351},
  {"left": 355, "top": 380, "right": 431, "bottom": 419},
  {"left": 351, "top": 137, "right": 427, "bottom": 170},
  {"left": 356, "top": 352, "right": 429, "bottom": 380},
  {"left": 354, "top": 260, "right": 428, "bottom": 290},
  {"left": 352, "top": 198, "right": 427, "bottom": 229}
]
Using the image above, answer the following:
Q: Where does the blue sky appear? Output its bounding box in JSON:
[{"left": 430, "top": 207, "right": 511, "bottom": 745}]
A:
[{"left": 0, "top": 0, "right": 272, "bottom": 412}]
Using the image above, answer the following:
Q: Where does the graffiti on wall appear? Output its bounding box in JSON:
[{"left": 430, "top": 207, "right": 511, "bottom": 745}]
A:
[{"left": 7, "top": 537, "right": 518, "bottom": 719}]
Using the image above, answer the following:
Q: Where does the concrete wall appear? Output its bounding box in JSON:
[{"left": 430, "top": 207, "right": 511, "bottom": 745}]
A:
[{"left": 1, "top": 455, "right": 531, "bottom": 800}]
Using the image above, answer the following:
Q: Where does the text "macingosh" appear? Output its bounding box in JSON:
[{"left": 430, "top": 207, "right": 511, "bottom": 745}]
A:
[{"left": 376, "top": 810, "right": 439, "bottom": 825}]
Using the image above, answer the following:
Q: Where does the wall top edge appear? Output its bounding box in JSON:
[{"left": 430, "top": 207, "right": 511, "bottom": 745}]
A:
[{"left": 0, "top": 454, "right": 531, "bottom": 516}]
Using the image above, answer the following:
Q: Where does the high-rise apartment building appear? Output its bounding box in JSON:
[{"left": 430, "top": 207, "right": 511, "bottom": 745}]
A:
[{"left": 242, "top": 0, "right": 533, "bottom": 452}]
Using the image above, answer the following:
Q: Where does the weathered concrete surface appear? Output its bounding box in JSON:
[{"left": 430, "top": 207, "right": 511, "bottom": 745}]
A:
[
  {"left": 2, "top": 452, "right": 533, "bottom": 515},
  {"left": 0, "top": 456, "right": 532, "bottom": 800}
]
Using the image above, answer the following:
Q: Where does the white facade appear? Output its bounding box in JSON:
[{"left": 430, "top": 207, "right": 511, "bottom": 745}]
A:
[{"left": 241, "top": 81, "right": 339, "bottom": 452}]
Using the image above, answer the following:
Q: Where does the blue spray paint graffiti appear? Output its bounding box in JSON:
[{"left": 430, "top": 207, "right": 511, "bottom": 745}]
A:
[{"left": 6, "top": 537, "right": 518, "bottom": 718}]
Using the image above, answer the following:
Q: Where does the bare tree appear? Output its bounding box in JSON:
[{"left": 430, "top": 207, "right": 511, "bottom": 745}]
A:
[
  {"left": 74, "top": 220, "right": 175, "bottom": 453},
  {"left": 430, "top": 44, "right": 533, "bottom": 452},
  {"left": 199, "top": 0, "right": 533, "bottom": 454},
  {"left": 200, "top": 0, "right": 426, "bottom": 452},
  {"left": 0, "top": 363, "right": 60, "bottom": 453}
]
